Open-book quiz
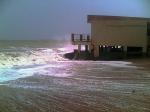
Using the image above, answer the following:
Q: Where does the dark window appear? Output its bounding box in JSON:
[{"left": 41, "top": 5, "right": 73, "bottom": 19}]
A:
[
  {"left": 127, "top": 47, "right": 143, "bottom": 57},
  {"left": 147, "top": 22, "right": 150, "bottom": 36},
  {"left": 127, "top": 47, "right": 142, "bottom": 52}
]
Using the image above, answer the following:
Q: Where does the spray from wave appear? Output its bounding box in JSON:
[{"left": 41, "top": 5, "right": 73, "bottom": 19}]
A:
[
  {"left": 0, "top": 46, "right": 75, "bottom": 82},
  {"left": 0, "top": 44, "right": 138, "bottom": 83}
]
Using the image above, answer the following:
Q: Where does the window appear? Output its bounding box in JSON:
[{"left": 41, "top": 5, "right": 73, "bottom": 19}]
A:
[{"left": 147, "top": 22, "right": 150, "bottom": 36}]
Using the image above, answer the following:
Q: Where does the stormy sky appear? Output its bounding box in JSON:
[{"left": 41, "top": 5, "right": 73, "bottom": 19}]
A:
[{"left": 0, "top": 0, "right": 150, "bottom": 40}]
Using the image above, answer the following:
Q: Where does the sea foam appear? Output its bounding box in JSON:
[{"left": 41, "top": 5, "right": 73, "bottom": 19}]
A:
[{"left": 0, "top": 47, "right": 72, "bottom": 82}]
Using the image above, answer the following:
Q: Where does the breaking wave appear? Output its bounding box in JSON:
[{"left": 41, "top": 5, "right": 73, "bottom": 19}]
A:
[
  {"left": 0, "top": 46, "right": 138, "bottom": 83},
  {"left": 0, "top": 46, "right": 73, "bottom": 82}
]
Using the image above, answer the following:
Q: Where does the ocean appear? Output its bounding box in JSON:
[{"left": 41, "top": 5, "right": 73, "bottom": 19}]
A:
[{"left": 0, "top": 40, "right": 150, "bottom": 112}]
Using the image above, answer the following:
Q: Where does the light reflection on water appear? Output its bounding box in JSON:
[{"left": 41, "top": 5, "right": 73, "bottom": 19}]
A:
[{"left": 0, "top": 48, "right": 150, "bottom": 112}]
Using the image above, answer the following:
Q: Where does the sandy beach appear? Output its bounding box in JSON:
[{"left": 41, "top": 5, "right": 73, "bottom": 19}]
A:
[{"left": 128, "top": 57, "right": 150, "bottom": 70}]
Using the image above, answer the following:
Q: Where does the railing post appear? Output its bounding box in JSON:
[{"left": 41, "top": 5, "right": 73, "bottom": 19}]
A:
[
  {"left": 72, "top": 34, "right": 91, "bottom": 42},
  {"left": 80, "top": 34, "right": 82, "bottom": 41},
  {"left": 87, "top": 35, "right": 90, "bottom": 41},
  {"left": 71, "top": 33, "right": 74, "bottom": 41}
]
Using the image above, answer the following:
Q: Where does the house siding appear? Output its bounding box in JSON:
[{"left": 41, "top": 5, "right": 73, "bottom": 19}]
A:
[{"left": 90, "top": 19, "right": 148, "bottom": 57}]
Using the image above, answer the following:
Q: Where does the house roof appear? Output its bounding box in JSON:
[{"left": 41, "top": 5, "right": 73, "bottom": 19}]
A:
[{"left": 88, "top": 15, "right": 150, "bottom": 23}]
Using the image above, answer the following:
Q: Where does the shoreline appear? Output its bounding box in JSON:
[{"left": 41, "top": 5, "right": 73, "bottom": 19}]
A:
[{"left": 64, "top": 51, "right": 150, "bottom": 70}]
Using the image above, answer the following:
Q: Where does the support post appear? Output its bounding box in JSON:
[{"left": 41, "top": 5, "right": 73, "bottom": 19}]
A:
[
  {"left": 85, "top": 45, "right": 88, "bottom": 52},
  {"left": 87, "top": 35, "right": 90, "bottom": 41},
  {"left": 78, "top": 44, "right": 81, "bottom": 54},
  {"left": 80, "top": 34, "right": 82, "bottom": 41},
  {"left": 89, "top": 44, "right": 92, "bottom": 53},
  {"left": 94, "top": 45, "right": 99, "bottom": 58},
  {"left": 124, "top": 46, "right": 127, "bottom": 52},
  {"left": 124, "top": 46, "right": 127, "bottom": 58},
  {"left": 143, "top": 46, "right": 147, "bottom": 53},
  {"left": 143, "top": 46, "right": 147, "bottom": 56},
  {"left": 71, "top": 34, "right": 74, "bottom": 41}
]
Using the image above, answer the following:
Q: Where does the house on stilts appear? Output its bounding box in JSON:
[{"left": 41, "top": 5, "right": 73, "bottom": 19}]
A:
[{"left": 71, "top": 15, "right": 150, "bottom": 59}]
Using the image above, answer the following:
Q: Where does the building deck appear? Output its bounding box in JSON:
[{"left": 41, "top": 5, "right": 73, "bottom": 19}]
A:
[{"left": 71, "top": 34, "right": 91, "bottom": 45}]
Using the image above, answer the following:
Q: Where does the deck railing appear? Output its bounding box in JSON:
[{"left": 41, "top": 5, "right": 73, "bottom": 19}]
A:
[{"left": 71, "top": 34, "right": 91, "bottom": 42}]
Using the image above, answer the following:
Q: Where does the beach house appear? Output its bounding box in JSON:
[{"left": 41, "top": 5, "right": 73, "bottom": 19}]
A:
[{"left": 72, "top": 15, "right": 150, "bottom": 58}]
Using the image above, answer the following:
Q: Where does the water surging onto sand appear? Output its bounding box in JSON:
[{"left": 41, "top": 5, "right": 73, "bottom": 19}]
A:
[
  {"left": 0, "top": 47, "right": 72, "bottom": 82},
  {"left": 0, "top": 46, "right": 150, "bottom": 112},
  {"left": 0, "top": 46, "right": 139, "bottom": 83}
]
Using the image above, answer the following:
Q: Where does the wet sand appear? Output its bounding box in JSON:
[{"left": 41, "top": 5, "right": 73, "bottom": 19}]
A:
[
  {"left": 128, "top": 57, "right": 150, "bottom": 70},
  {"left": 0, "top": 59, "right": 150, "bottom": 112}
]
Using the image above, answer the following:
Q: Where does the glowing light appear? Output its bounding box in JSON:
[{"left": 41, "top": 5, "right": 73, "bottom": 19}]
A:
[{"left": 118, "top": 46, "right": 121, "bottom": 48}]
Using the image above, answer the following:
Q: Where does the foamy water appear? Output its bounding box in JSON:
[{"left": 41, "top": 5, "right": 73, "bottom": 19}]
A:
[
  {"left": 0, "top": 46, "right": 138, "bottom": 83},
  {"left": 0, "top": 46, "right": 150, "bottom": 112},
  {"left": 0, "top": 47, "right": 74, "bottom": 82}
]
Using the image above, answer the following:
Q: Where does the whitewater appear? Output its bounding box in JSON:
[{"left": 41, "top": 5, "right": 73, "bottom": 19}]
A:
[
  {"left": 0, "top": 45, "right": 150, "bottom": 112},
  {"left": 0, "top": 46, "right": 73, "bottom": 82},
  {"left": 0, "top": 46, "right": 138, "bottom": 83}
]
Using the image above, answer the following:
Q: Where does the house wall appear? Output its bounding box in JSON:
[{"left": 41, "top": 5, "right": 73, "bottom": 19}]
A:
[{"left": 91, "top": 19, "right": 148, "bottom": 57}]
